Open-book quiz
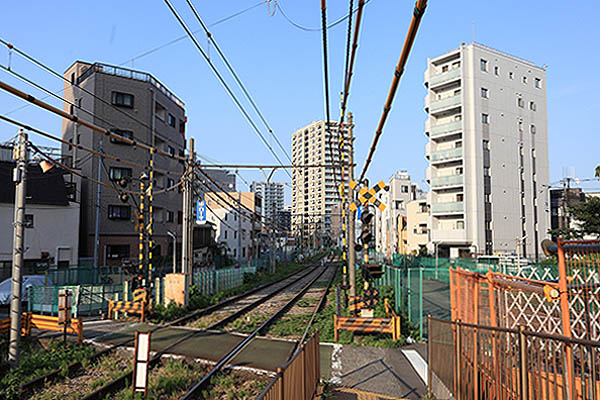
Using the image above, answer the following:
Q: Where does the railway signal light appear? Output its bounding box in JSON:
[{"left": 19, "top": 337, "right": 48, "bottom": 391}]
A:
[
  {"left": 359, "top": 208, "right": 374, "bottom": 250},
  {"left": 363, "top": 263, "right": 384, "bottom": 280}
]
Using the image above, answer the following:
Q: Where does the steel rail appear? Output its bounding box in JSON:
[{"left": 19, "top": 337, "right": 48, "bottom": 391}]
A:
[
  {"left": 80, "top": 261, "right": 325, "bottom": 400},
  {"left": 181, "top": 265, "right": 330, "bottom": 399},
  {"left": 19, "top": 263, "right": 314, "bottom": 395}
]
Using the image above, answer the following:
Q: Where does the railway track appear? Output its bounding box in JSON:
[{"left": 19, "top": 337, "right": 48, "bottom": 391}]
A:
[{"left": 20, "top": 256, "right": 328, "bottom": 399}]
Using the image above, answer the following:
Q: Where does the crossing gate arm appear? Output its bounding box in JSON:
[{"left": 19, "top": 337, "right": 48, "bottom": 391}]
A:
[
  {"left": 108, "top": 300, "right": 146, "bottom": 322},
  {"left": 25, "top": 314, "right": 83, "bottom": 343},
  {"left": 334, "top": 314, "right": 401, "bottom": 341}
]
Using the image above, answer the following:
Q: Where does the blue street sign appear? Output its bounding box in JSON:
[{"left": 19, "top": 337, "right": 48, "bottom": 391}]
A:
[
  {"left": 196, "top": 200, "right": 206, "bottom": 223},
  {"left": 357, "top": 205, "right": 363, "bottom": 220}
]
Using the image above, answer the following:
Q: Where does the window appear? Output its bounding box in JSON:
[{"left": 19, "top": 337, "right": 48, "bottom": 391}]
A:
[
  {"left": 530, "top": 124, "right": 536, "bottom": 134},
  {"left": 517, "top": 97, "right": 524, "bottom": 108},
  {"left": 518, "top": 120, "right": 524, "bottom": 132},
  {"left": 484, "top": 167, "right": 490, "bottom": 176},
  {"left": 178, "top": 211, "right": 183, "bottom": 224},
  {"left": 109, "top": 167, "right": 132, "bottom": 181},
  {"left": 480, "top": 59, "right": 488, "bottom": 72},
  {"left": 455, "top": 141, "right": 462, "bottom": 148},
  {"left": 494, "top": 66, "right": 499, "bottom": 76},
  {"left": 534, "top": 78, "right": 542, "bottom": 89},
  {"left": 168, "top": 178, "right": 175, "bottom": 188},
  {"left": 24, "top": 214, "right": 34, "bottom": 228},
  {"left": 457, "top": 194, "right": 464, "bottom": 202},
  {"left": 110, "top": 129, "right": 133, "bottom": 145},
  {"left": 457, "top": 221, "right": 465, "bottom": 229},
  {"left": 167, "top": 146, "right": 175, "bottom": 156},
  {"left": 529, "top": 101, "right": 536, "bottom": 111},
  {"left": 442, "top": 65, "right": 448, "bottom": 73},
  {"left": 179, "top": 119, "right": 186, "bottom": 134},
  {"left": 107, "top": 244, "right": 130, "bottom": 259},
  {"left": 168, "top": 113, "right": 176, "bottom": 128},
  {"left": 522, "top": 76, "right": 528, "bottom": 84},
  {"left": 242, "top": 248, "right": 246, "bottom": 258},
  {"left": 234, "top": 231, "right": 237, "bottom": 239},
  {"left": 155, "top": 102, "right": 166, "bottom": 121},
  {"left": 456, "top": 167, "right": 463, "bottom": 174},
  {"left": 481, "top": 87, "right": 489, "bottom": 98},
  {"left": 509, "top": 71, "right": 514, "bottom": 80},
  {"left": 111, "top": 91, "right": 134, "bottom": 108},
  {"left": 108, "top": 205, "right": 131, "bottom": 220},
  {"left": 481, "top": 113, "right": 489, "bottom": 124},
  {"left": 401, "top": 185, "right": 409, "bottom": 193},
  {"left": 224, "top": 230, "right": 228, "bottom": 239},
  {"left": 167, "top": 211, "right": 174, "bottom": 223},
  {"left": 483, "top": 139, "right": 489, "bottom": 150}
]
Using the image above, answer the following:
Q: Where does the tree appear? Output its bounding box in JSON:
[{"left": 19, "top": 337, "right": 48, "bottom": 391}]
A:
[
  {"left": 550, "top": 195, "right": 600, "bottom": 239},
  {"left": 595, "top": 165, "right": 600, "bottom": 178}
]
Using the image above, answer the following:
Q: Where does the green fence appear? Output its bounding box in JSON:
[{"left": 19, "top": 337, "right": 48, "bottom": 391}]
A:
[
  {"left": 45, "top": 266, "right": 127, "bottom": 286},
  {"left": 27, "top": 284, "right": 123, "bottom": 317},
  {"left": 372, "top": 255, "right": 557, "bottom": 340},
  {"left": 191, "top": 264, "right": 258, "bottom": 296}
]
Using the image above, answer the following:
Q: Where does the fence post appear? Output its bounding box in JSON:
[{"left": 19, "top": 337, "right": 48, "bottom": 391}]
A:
[
  {"left": 407, "top": 268, "right": 412, "bottom": 324},
  {"left": 419, "top": 266, "right": 423, "bottom": 340},
  {"left": 556, "top": 238, "right": 575, "bottom": 400},
  {"left": 518, "top": 325, "right": 528, "bottom": 400},
  {"left": 455, "top": 320, "right": 461, "bottom": 400},
  {"left": 427, "top": 315, "right": 432, "bottom": 397}
]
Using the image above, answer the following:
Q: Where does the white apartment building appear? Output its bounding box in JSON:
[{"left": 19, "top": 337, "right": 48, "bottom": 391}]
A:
[
  {"left": 291, "top": 120, "right": 350, "bottom": 243},
  {"left": 407, "top": 199, "right": 429, "bottom": 255},
  {"left": 250, "top": 181, "right": 284, "bottom": 224},
  {"left": 424, "top": 42, "right": 549, "bottom": 259},
  {"left": 374, "top": 171, "right": 417, "bottom": 256}
]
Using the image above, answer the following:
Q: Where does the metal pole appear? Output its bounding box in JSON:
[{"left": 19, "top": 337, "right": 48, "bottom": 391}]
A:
[
  {"left": 93, "top": 139, "right": 103, "bottom": 269},
  {"left": 237, "top": 191, "right": 242, "bottom": 262},
  {"left": 9, "top": 128, "right": 28, "bottom": 367},
  {"left": 347, "top": 112, "right": 356, "bottom": 297}
]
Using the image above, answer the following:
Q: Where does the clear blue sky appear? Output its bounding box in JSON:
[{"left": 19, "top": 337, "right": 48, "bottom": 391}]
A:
[{"left": 1, "top": 1, "right": 599, "bottom": 203}]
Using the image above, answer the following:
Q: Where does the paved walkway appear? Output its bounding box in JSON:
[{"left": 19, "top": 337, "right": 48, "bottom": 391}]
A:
[
  {"left": 329, "top": 344, "right": 427, "bottom": 400},
  {"left": 329, "top": 387, "right": 410, "bottom": 400}
]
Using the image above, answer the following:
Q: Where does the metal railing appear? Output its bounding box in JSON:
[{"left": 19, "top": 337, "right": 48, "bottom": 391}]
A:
[
  {"left": 431, "top": 147, "right": 463, "bottom": 162},
  {"left": 429, "top": 317, "right": 600, "bottom": 400},
  {"left": 431, "top": 174, "right": 463, "bottom": 188},
  {"left": 256, "top": 331, "right": 320, "bottom": 400},
  {"left": 430, "top": 94, "right": 461, "bottom": 112},
  {"left": 429, "top": 67, "right": 461, "bottom": 87},
  {"left": 430, "top": 120, "right": 462, "bottom": 137},
  {"left": 431, "top": 201, "right": 464, "bottom": 214}
]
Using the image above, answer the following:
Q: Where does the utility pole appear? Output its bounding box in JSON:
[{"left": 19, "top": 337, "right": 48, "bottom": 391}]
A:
[
  {"left": 347, "top": 113, "right": 356, "bottom": 297},
  {"left": 9, "top": 128, "right": 28, "bottom": 367},
  {"left": 238, "top": 190, "right": 242, "bottom": 262},
  {"left": 182, "top": 138, "right": 195, "bottom": 285},
  {"left": 93, "top": 139, "right": 103, "bottom": 270}
]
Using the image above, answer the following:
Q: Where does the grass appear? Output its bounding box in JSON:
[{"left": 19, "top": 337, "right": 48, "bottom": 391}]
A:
[{"left": 0, "top": 339, "right": 96, "bottom": 400}]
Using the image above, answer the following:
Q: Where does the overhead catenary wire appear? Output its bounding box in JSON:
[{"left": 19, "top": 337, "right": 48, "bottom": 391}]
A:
[
  {"left": 162, "top": 0, "right": 289, "bottom": 174},
  {"left": 359, "top": 0, "right": 427, "bottom": 181},
  {"left": 276, "top": 0, "right": 372, "bottom": 32},
  {"left": 340, "top": 0, "right": 365, "bottom": 127},
  {"left": 184, "top": 0, "right": 292, "bottom": 171}
]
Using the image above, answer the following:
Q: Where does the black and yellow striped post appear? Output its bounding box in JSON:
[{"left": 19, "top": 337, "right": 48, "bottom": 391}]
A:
[
  {"left": 138, "top": 179, "right": 145, "bottom": 289},
  {"left": 147, "top": 152, "right": 154, "bottom": 295}
]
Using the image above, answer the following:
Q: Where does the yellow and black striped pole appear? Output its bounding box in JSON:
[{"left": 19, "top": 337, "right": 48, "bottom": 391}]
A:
[
  {"left": 148, "top": 152, "right": 154, "bottom": 293},
  {"left": 338, "top": 99, "right": 348, "bottom": 290},
  {"left": 138, "top": 179, "right": 145, "bottom": 289}
]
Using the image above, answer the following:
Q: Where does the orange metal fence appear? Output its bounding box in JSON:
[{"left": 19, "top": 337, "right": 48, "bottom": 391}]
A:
[
  {"left": 429, "top": 317, "right": 600, "bottom": 400},
  {"left": 256, "top": 331, "right": 320, "bottom": 400}
]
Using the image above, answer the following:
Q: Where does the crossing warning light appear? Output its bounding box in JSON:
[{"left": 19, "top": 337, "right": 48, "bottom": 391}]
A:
[
  {"left": 363, "top": 263, "right": 384, "bottom": 279},
  {"left": 359, "top": 208, "right": 374, "bottom": 249}
]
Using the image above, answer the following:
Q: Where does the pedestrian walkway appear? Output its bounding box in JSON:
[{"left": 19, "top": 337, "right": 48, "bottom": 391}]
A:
[{"left": 328, "top": 387, "right": 409, "bottom": 400}]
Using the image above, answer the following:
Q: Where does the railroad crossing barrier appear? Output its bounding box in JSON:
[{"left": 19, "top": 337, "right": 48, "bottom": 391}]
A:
[
  {"left": 108, "top": 299, "right": 146, "bottom": 322},
  {"left": 333, "top": 314, "right": 401, "bottom": 341},
  {"left": 256, "top": 331, "right": 320, "bottom": 400},
  {"left": 0, "top": 313, "right": 29, "bottom": 335},
  {"left": 23, "top": 314, "right": 84, "bottom": 343}
]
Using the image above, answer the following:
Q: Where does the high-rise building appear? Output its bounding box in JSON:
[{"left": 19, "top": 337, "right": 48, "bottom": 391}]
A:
[
  {"left": 62, "top": 61, "right": 186, "bottom": 265},
  {"left": 291, "top": 120, "right": 350, "bottom": 244},
  {"left": 424, "top": 43, "right": 549, "bottom": 259},
  {"left": 250, "top": 181, "right": 284, "bottom": 226},
  {"left": 407, "top": 198, "right": 429, "bottom": 255}
]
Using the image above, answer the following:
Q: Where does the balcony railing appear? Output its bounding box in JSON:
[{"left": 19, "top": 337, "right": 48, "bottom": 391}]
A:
[
  {"left": 429, "top": 68, "right": 461, "bottom": 87},
  {"left": 430, "top": 120, "right": 462, "bottom": 137},
  {"left": 431, "top": 174, "right": 463, "bottom": 188},
  {"left": 430, "top": 94, "right": 461, "bottom": 112},
  {"left": 431, "top": 201, "right": 464, "bottom": 214},
  {"left": 431, "top": 147, "right": 463, "bottom": 163}
]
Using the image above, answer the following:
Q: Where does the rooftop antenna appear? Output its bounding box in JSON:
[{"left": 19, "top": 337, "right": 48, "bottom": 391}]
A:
[{"left": 472, "top": 21, "right": 475, "bottom": 43}]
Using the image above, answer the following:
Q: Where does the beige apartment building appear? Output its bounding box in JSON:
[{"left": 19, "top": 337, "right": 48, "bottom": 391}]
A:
[
  {"left": 407, "top": 199, "right": 429, "bottom": 255},
  {"left": 291, "top": 120, "right": 350, "bottom": 245}
]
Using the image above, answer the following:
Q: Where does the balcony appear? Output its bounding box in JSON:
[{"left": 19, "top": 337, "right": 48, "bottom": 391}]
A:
[
  {"left": 431, "top": 229, "right": 467, "bottom": 243},
  {"left": 430, "top": 120, "right": 462, "bottom": 138},
  {"left": 431, "top": 147, "right": 462, "bottom": 163},
  {"left": 431, "top": 174, "right": 463, "bottom": 189},
  {"left": 430, "top": 94, "right": 461, "bottom": 113},
  {"left": 429, "top": 68, "right": 461, "bottom": 88},
  {"left": 431, "top": 201, "right": 464, "bottom": 214}
]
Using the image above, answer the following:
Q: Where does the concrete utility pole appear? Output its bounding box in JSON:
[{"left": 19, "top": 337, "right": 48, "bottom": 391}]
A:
[
  {"left": 237, "top": 190, "right": 242, "bottom": 261},
  {"left": 182, "top": 138, "right": 194, "bottom": 288},
  {"left": 93, "top": 140, "right": 103, "bottom": 269},
  {"left": 9, "top": 128, "right": 28, "bottom": 367},
  {"left": 347, "top": 113, "right": 356, "bottom": 297}
]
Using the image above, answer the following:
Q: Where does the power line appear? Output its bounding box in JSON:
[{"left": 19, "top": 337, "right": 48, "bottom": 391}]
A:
[
  {"left": 162, "top": 0, "right": 289, "bottom": 174},
  {"left": 276, "top": 0, "right": 372, "bottom": 32},
  {"left": 184, "top": 0, "right": 292, "bottom": 171},
  {"left": 359, "top": 0, "right": 427, "bottom": 181},
  {"left": 340, "top": 0, "right": 366, "bottom": 127}
]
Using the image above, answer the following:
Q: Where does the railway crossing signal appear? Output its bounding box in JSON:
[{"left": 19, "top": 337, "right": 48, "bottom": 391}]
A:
[{"left": 348, "top": 180, "right": 389, "bottom": 212}]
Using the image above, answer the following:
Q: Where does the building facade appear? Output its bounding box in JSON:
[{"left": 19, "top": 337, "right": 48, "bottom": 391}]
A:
[
  {"left": 407, "top": 199, "right": 429, "bottom": 255},
  {"left": 424, "top": 43, "right": 549, "bottom": 259},
  {"left": 250, "top": 181, "right": 284, "bottom": 228},
  {"left": 291, "top": 120, "right": 350, "bottom": 245},
  {"left": 0, "top": 159, "right": 80, "bottom": 281},
  {"left": 374, "top": 171, "right": 418, "bottom": 257},
  {"left": 204, "top": 192, "right": 263, "bottom": 261},
  {"left": 62, "top": 61, "right": 186, "bottom": 266}
]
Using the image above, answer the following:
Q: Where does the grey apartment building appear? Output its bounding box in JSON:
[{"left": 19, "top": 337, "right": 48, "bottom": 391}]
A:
[
  {"left": 62, "top": 62, "right": 186, "bottom": 265},
  {"left": 250, "top": 181, "right": 284, "bottom": 225},
  {"left": 424, "top": 43, "right": 549, "bottom": 259}
]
